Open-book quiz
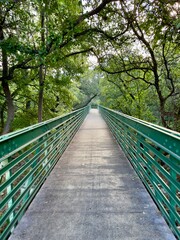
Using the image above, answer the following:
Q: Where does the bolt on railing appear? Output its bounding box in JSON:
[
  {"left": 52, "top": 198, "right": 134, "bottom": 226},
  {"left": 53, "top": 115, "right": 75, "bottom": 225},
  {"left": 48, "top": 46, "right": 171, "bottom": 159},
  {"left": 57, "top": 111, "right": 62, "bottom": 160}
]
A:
[
  {"left": 0, "top": 106, "right": 89, "bottom": 240},
  {"left": 99, "top": 105, "right": 180, "bottom": 239}
]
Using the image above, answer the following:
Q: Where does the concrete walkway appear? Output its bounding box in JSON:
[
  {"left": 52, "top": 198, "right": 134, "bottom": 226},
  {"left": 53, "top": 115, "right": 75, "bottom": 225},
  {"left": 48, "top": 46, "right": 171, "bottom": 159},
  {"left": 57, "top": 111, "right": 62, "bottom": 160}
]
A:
[{"left": 9, "top": 109, "right": 175, "bottom": 240}]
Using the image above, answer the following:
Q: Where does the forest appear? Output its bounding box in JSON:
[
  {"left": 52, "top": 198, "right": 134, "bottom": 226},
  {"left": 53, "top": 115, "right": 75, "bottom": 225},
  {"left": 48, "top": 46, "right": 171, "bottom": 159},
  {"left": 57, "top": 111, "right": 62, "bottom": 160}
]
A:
[{"left": 0, "top": 0, "right": 180, "bottom": 134}]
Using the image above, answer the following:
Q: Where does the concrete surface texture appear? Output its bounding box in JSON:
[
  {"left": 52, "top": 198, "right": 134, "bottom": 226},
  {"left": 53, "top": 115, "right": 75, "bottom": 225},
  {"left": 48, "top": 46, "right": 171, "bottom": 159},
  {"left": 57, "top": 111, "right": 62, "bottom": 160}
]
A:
[{"left": 9, "top": 109, "right": 176, "bottom": 240}]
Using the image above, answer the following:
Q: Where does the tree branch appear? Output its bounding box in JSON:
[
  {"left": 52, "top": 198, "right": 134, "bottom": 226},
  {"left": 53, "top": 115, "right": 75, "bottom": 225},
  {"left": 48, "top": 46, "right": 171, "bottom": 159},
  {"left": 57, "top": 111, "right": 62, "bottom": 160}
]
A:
[
  {"left": 63, "top": 48, "right": 93, "bottom": 58},
  {"left": 74, "top": 93, "right": 98, "bottom": 110},
  {"left": 75, "top": 0, "right": 117, "bottom": 26},
  {"left": 46, "top": 0, "right": 118, "bottom": 53},
  {"left": 162, "top": 32, "right": 175, "bottom": 100}
]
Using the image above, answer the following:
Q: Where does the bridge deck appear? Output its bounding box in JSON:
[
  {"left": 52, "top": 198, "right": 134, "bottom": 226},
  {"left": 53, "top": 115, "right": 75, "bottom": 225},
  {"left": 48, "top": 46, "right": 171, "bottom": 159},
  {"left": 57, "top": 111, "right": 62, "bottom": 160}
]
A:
[{"left": 9, "top": 109, "right": 175, "bottom": 240}]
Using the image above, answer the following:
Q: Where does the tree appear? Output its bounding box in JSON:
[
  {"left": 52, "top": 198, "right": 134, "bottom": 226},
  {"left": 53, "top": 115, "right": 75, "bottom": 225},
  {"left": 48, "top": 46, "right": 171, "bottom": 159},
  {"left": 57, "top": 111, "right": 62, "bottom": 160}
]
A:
[
  {"left": 0, "top": 0, "right": 118, "bottom": 134},
  {"left": 1, "top": 0, "right": 179, "bottom": 133},
  {"left": 73, "top": 68, "right": 100, "bottom": 109},
  {"left": 87, "top": 0, "right": 180, "bottom": 130}
]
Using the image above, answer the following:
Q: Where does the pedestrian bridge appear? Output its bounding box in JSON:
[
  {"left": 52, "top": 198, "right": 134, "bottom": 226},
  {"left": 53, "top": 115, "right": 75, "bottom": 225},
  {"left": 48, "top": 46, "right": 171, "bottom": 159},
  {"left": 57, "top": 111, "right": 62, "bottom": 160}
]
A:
[{"left": 0, "top": 106, "right": 179, "bottom": 240}]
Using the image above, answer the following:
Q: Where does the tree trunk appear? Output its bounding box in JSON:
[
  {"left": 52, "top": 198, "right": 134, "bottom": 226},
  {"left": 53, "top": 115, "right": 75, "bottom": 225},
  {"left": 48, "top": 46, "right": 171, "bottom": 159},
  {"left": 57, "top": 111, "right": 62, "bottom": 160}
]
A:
[
  {"left": 38, "top": 65, "right": 44, "bottom": 122},
  {"left": 0, "top": 25, "right": 15, "bottom": 134},
  {"left": 129, "top": 20, "right": 169, "bottom": 128},
  {"left": 38, "top": 8, "right": 45, "bottom": 123},
  {"left": 2, "top": 80, "right": 15, "bottom": 134},
  {"left": 0, "top": 102, "right": 5, "bottom": 132},
  {"left": 159, "top": 100, "right": 168, "bottom": 128}
]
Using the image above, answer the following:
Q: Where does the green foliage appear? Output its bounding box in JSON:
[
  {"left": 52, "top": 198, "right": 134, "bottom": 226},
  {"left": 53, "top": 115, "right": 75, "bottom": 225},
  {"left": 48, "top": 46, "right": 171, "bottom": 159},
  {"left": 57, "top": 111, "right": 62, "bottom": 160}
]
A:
[
  {"left": 0, "top": 0, "right": 179, "bottom": 133},
  {"left": 73, "top": 68, "right": 100, "bottom": 109},
  {"left": 99, "top": 74, "right": 157, "bottom": 123}
]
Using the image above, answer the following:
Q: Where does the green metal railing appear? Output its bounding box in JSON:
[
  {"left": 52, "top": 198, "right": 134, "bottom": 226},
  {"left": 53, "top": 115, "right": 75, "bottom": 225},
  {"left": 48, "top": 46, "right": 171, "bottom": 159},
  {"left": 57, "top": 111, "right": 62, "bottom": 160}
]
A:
[
  {"left": 0, "top": 106, "right": 89, "bottom": 240},
  {"left": 99, "top": 106, "right": 180, "bottom": 239}
]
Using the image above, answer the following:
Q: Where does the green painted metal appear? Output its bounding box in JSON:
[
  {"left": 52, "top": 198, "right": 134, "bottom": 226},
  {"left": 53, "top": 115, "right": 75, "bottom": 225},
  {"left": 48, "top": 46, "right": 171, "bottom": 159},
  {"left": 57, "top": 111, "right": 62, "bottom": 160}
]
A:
[
  {"left": 99, "top": 105, "right": 180, "bottom": 239},
  {"left": 0, "top": 106, "right": 89, "bottom": 240}
]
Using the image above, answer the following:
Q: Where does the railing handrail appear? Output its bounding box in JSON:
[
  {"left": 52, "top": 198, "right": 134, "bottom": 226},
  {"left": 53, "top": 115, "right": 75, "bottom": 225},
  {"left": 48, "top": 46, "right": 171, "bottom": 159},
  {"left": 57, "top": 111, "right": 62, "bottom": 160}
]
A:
[
  {"left": 0, "top": 107, "right": 88, "bottom": 160},
  {"left": 0, "top": 107, "right": 87, "bottom": 141},
  {"left": 100, "top": 106, "right": 180, "bottom": 137},
  {"left": 99, "top": 106, "right": 180, "bottom": 157}
]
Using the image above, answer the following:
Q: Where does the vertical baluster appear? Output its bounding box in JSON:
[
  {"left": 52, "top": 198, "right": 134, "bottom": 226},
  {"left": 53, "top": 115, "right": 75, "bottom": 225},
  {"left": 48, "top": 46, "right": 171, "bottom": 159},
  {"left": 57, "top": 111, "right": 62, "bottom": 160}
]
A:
[
  {"left": 169, "top": 157, "right": 177, "bottom": 232},
  {"left": 2, "top": 158, "right": 14, "bottom": 231}
]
